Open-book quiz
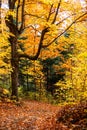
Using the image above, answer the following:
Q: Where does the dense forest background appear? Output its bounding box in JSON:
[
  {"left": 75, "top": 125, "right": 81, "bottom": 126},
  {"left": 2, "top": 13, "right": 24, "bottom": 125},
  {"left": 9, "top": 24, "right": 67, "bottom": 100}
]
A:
[
  {"left": 0, "top": 0, "right": 87, "bottom": 129},
  {"left": 0, "top": 0, "right": 87, "bottom": 103}
]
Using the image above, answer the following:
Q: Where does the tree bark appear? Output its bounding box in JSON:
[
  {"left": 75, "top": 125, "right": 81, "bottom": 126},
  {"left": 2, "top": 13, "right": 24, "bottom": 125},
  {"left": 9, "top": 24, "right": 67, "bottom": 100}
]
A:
[
  {"left": 11, "top": 38, "right": 19, "bottom": 100},
  {"left": 5, "top": 14, "right": 19, "bottom": 100}
]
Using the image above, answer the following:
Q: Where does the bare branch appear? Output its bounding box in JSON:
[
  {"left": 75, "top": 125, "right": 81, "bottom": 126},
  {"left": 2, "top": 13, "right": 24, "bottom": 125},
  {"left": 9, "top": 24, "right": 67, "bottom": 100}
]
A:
[
  {"left": 24, "top": 12, "right": 46, "bottom": 20},
  {"left": 52, "top": 0, "right": 62, "bottom": 24},
  {"left": 16, "top": 0, "right": 20, "bottom": 28},
  {"left": 42, "top": 12, "right": 87, "bottom": 48},
  {"left": 56, "top": 14, "right": 76, "bottom": 26},
  {"left": 19, "top": 0, "right": 25, "bottom": 33},
  {"left": 47, "top": 4, "right": 54, "bottom": 21},
  {"left": 20, "top": 25, "right": 41, "bottom": 35}
]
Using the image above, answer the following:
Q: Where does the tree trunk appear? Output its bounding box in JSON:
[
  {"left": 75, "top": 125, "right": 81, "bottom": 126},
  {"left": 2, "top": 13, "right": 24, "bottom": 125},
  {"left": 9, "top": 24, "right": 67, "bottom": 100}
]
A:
[
  {"left": 11, "top": 59, "right": 19, "bottom": 100},
  {"left": 5, "top": 14, "right": 20, "bottom": 100},
  {"left": 10, "top": 36, "right": 19, "bottom": 100}
]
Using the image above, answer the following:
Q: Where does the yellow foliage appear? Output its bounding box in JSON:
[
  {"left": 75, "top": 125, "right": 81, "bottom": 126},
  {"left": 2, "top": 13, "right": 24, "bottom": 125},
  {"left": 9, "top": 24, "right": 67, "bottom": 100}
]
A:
[{"left": 3, "top": 89, "right": 9, "bottom": 95}]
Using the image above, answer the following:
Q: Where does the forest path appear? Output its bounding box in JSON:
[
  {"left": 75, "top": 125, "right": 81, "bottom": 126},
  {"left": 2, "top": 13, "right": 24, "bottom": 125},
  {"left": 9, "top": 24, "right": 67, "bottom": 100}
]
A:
[{"left": 0, "top": 100, "right": 62, "bottom": 130}]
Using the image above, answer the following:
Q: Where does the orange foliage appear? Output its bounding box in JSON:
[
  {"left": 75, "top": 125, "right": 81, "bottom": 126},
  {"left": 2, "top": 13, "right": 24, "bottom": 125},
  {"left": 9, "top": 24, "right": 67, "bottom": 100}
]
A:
[{"left": 0, "top": 100, "right": 60, "bottom": 129}]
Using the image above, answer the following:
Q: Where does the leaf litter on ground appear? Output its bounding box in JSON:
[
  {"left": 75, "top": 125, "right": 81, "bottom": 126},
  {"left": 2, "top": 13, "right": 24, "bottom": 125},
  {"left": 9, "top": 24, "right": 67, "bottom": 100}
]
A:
[{"left": 0, "top": 100, "right": 60, "bottom": 130}]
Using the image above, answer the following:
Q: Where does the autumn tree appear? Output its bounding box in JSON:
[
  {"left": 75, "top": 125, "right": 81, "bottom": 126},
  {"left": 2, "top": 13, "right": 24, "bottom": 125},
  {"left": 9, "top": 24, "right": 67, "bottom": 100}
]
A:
[
  {"left": 2, "top": 0, "right": 87, "bottom": 100},
  {"left": 64, "top": 22, "right": 87, "bottom": 102}
]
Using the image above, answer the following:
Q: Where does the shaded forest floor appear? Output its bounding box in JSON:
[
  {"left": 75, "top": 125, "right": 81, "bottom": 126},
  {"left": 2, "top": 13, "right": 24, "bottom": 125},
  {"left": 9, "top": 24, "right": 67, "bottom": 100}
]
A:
[{"left": 0, "top": 100, "right": 87, "bottom": 130}]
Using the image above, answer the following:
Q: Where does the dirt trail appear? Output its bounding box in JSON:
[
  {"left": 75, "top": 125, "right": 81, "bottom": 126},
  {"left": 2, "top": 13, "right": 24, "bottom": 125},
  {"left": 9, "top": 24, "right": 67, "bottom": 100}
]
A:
[{"left": 0, "top": 100, "right": 61, "bottom": 130}]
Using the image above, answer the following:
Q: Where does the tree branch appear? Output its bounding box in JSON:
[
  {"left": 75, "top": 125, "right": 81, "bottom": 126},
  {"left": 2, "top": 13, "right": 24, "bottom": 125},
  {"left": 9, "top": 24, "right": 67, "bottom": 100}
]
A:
[
  {"left": 19, "top": 25, "right": 41, "bottom": 35},
  {"left": 47, "top": 4, "right": 54, "bottom": 21},
  {"left": 42, "top": 12, "right": 87, "bottom": 48},
  {"left": 19, "top": 0, "right": 25, "bottom": 33},
  {"left": 9, "top": 0, "right": 17, "bottom": 9},
  {"left": 56, "top": 14, "right": 76, "bottom": 26},
  {"left": 18, "top": 28, "right": 48, "bottom": 60},
  {"left": 52, "top": 0, "right": 61, "bottom": 24},
  {"left": 16, "top": 0, "right": 20, "bottom": 28},
  {"left": 24, "top": 12, "right": 46, "bottom": 20}
]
